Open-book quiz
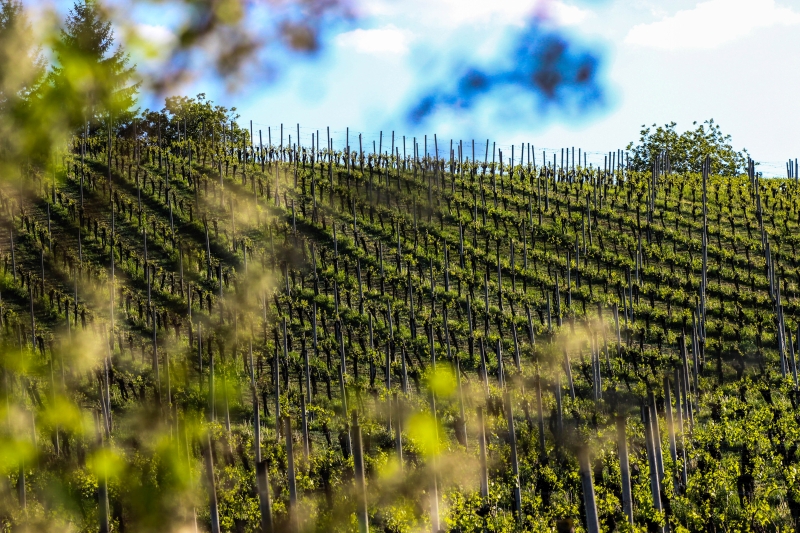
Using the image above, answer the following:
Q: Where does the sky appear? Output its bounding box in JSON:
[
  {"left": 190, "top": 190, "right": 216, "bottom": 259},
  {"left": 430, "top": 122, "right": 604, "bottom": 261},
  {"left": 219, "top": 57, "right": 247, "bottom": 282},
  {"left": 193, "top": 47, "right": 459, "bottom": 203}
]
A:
[{"left": 130, "top": 0, "right": 800, "bottom": 175}]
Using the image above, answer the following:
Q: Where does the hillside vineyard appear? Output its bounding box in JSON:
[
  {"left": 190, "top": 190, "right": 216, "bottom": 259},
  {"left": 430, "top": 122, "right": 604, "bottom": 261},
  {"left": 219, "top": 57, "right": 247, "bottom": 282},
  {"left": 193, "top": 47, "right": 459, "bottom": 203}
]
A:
[{"left": 1, "top": 116, "right": 799, "bottom": 533}]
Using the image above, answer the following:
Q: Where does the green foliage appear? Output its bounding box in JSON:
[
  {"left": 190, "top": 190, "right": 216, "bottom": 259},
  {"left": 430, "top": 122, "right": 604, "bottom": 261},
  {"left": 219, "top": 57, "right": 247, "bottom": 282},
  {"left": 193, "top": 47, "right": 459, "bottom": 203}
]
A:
[
  {"left": 49, "top": 0, "right": 139, "bottom": 129},
  {"left": 0, "top": 0, "right": 47, "bottom": 168},
  {"left": 0, "top": 0, "right": 140, "bottom": 170},
  {"left": 0, "top": 0, "right": 44, "bottom": 112},
  {"left": 136, "top": 93, "right": 242, "bottom": 144},
  {"left": 2, "top": 89, "right": 800, "bottom": 533},
  {"left": 626, "top": 120, "right": 749, "bottom": 175}
]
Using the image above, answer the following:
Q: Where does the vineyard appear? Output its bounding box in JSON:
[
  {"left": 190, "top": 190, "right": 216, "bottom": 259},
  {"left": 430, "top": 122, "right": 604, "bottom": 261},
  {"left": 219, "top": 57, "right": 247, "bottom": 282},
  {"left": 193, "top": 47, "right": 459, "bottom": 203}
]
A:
[{"left": 1, "top": 97, "right": 800, "bottom": 533}]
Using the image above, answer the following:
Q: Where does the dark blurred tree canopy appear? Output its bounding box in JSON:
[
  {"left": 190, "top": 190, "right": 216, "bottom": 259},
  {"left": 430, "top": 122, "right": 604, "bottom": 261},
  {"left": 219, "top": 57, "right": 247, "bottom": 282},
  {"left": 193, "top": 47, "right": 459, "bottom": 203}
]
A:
[
  {"left": 121, "top": 0, "right": 354, "bottom": 93},
  {"left": 626, "top": 119, "right": 749, "bottom": 176}
]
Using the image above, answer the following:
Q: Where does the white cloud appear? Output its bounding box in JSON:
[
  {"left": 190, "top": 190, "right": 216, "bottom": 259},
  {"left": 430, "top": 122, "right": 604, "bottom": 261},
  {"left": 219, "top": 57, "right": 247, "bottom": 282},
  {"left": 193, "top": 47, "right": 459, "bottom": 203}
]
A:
[
  {"left": 135, "top": 23, "right": 176, "bottom": 48},
  {"left": 546, "top": 1, "right": 591, "bottom": 26},
  {"left": 625, "top": 0, "right": 800, "bottom": 50},
  {"left": 335, "top": 25, "right": 414, "bottom": 55},
  {"left": 120, "top": 23, "right": 176, "bottom": 66},
  {"left": 356, "top": 0, "right": 590, "bottom": 29},
  {"left": 356, "top": 0, "right": 533, "bottom": 26},
  {"left": 429, "top": 0, "right": 538, "bottom": 26}
]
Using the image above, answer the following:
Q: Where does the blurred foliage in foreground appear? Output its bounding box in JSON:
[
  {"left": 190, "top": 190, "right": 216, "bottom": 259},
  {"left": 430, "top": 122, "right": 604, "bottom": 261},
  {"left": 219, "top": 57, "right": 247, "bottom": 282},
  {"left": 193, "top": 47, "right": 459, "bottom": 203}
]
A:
[
  {"left": 0, "top": 0, "right": 352, "bottom": 176},
  {"left": 0, "top": 0, "right": 138, "bottom": 175}
]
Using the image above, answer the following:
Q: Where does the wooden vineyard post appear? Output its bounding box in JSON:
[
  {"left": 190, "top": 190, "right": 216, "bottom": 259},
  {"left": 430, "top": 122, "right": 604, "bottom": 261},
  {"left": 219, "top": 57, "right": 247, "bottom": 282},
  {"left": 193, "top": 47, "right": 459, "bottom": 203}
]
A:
[
  {"left": 179, "top": 244, "right": 185, "bottom": 300},
  {"left": 429, "top": 398, "right": 440, "bottom": 533},
  {"left": 614, "top": 299, "right": 624, "bottom": 358},
  {"left": 536, "top": 373, "right": 546, "bottom": 459},
  {"left": 337, "top": 322, "right": 348, "bottom": 417},
  {"left": 616, "top": 416, "right": 633, "bottom": 526},
  {"left": 497, "top": 258, "right": 503, "bottom": 313},
  {"left": 204, "top": 434, "right": 221, "bottom": 533},
  {"left": 643, "top": 403, "right": 664, "bottom": 531},
  {"left": 554, "top": 274, "right": 562, "bottom": 327},
  {"left": 259, "top": 129, "right": 265, "bottom": 173},
  {"left": 455, "top": 353, "right": 467, "bottom": 447},
  {"left": 80, "top": 125, "right": 86, "bottom": 206},
  {"left": 256, "top": 461, "right": 274, "bottom": 533},
  {"left": 504, "top": 391, "right": 522, "bottom": 522},
  {"left": 249, "top": 340, "right": 261, "bottom": 464},
  {"left": 208, "top": 340, "right": 216, "bottom": 422},
  {"left": 401, "top": 345, "right": 408, "bottom": 394},
  {"left": 578, "top": 446, "right": 600, "bottom": 533},
  {"left": 96, "top": 410, "right": 110, "bottom": 533},
  {"left": 545, "top": 154, "right": 550, "bottom": 211},
  {"left": 554, "top": 371, "right": 563, "bottom": 436},
  {"left": 691, "top": 323, "right": 700, "bottom": 407},
  {"left": 48, "top": 352, "right": 60, "bottom": 456},
  {"left": 303, "top": 332, "right": 311, "bottom": 405},
  {"left": 591, "top": 333, "right": 601, "bottom": 401},
  {"left": 28, "top": 283, "right": 35, "bottom": 349},
  {"left": 46, "top": 203, "right": 52, "bottom": 252},
  {"left": 357, "top": 258, "right": 364, "bottom": 314},
  {"left": 301, "top": 395, "right": 310, "bottom": 459},
  {"left": 275, "top": 339, "right": 281, "bottom": 437},
  {"left": 674, "top": 368, "right": 688, "bottom": 491},
  {"left": 664, "top": 377, "right": 677, "bottom": 465},
  {"left": 458, "top": 223, "right": 465, "bottom": 270},
  {"left": 700, "top": 155, "right": 708, "bottom": 342},
  {"left": 679, "top": 332, "right": 694, "bottom": 428},
  {"left": 791, "top": 328, "right": 800, "bottom": 390},
  {"left": 194, "top": 318, "right": 201, "bottom": 380},
  {"left": 385, "top": 319, "right": 392, "bottom": 428},
  {"left": 566, "top": 251, "right": 571, "bottom": 309},
  {"left": 144, "top": 226, "right": 151, "bottom": 308},
  {"left": 285, "top": 417, "right": 299, "bottom": 532},
  {"left": 477, "top": 406, "right": 489, "bottom": 498},
  {"left": 203, "top": 219, "right": 212, "bottom": 279},
  {"left": 496, "top": 338, "right": 505, "bottom": 388},
  {"left": 394, "top": 393, "right": 403, "bottom": 469},
  {"left": 351, "top": 411, "right": 369, "bottom": 533},
  {"left": 102, "top": 328, "right": 113, "bottom": 433},
  {"left": 627, "top": 267, "right": 634, "bottom": 326},
  {"left": 16, "top": 408, "right": 26, "bottom": 509},
  {"left": 480, "top": 337, "right": 489, "bottom": 397},
  {"left": 153, "top": 306, "right": 161, "bottom": 404},
  {"left": 10, "top": 224, "right": 16, "bottom": 282},
  {"left": 563, "top": 347, "right": 576, "bottom": 401}
]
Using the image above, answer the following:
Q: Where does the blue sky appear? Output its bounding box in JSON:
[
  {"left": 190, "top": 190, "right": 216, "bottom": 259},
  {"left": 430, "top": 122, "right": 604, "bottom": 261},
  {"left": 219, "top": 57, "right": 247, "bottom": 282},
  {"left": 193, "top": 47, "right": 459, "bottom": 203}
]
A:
[{"left": 130, "top": 0, "right": 800, "bottom": 175}]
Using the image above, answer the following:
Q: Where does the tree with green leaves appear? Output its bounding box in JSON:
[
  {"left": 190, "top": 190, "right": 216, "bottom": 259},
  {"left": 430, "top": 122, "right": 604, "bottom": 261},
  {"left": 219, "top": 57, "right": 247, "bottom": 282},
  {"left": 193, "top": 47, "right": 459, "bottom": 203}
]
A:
[
  {"left": 626, "top": 119, "right": 749, "bottom": 175},
  {"left": 49, "top": 0, "right": 139, "bottom": 131},
  {"left": 0, "top": 0, "right": 47, "bottom": 168},
  {"left": 0, "top": 0, "right": 45, "bottom": 113}
]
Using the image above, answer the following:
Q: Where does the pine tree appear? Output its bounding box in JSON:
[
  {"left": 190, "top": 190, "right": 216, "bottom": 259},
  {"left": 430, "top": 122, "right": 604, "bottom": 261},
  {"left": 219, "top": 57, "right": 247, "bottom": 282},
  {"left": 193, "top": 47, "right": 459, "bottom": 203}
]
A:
[{"left": 50, "top": 0, "right": 139, "bottom": 131}]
